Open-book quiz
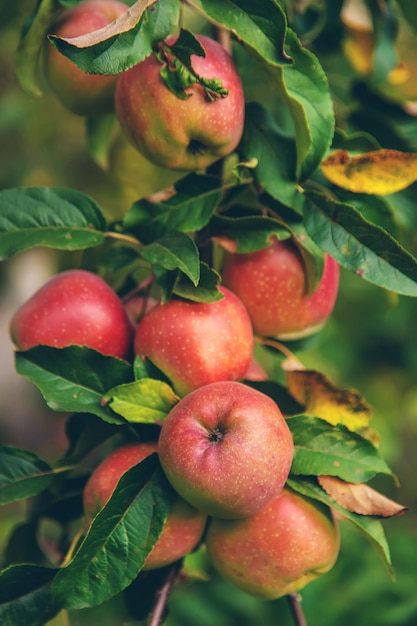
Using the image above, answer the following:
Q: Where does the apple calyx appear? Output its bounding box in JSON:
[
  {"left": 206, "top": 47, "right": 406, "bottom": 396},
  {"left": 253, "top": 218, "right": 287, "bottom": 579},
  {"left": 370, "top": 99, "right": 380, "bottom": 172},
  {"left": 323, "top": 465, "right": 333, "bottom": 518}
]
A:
[{"left": 156, "top": 34, "right": 229, "bottom": 102}]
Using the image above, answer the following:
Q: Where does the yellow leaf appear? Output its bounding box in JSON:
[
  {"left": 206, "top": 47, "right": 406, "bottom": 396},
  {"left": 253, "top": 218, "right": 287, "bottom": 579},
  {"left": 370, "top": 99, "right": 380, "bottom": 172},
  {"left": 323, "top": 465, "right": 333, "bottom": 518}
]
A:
[
  {"left": 320, "top": 149, "right": 417, "bottom": 194},
  {"left": 286, "top": 369, "right": 374, "bottom": 433},
  {"left": 318, "top": 475, "right": 407, "bottom": 518}
]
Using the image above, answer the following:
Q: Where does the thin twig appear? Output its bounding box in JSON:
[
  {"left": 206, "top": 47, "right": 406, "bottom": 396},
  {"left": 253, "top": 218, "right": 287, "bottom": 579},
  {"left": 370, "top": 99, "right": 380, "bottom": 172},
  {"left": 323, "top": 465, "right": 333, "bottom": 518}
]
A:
[
  {"left": 148, "top": 562, "right": 182, "bottom": 626},
  {"left": 287, "top": 593, "right": 308, "bottom": 626}
]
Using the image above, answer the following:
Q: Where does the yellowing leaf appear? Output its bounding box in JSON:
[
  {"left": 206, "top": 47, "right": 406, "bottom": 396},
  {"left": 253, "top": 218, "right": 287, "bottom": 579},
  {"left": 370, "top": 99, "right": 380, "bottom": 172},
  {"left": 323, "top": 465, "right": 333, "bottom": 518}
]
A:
[
  {"left": 321, "top": 149, "right": 417, "bottom": 194},
  {"left": 104, "top": 378, "right": 179, "bottom": 424},
  {"left": 286, "top": 369, "right": 373, "bottom": 433},
  {"left": 318, "top": 475, "right": 407, "bottom": 517}
]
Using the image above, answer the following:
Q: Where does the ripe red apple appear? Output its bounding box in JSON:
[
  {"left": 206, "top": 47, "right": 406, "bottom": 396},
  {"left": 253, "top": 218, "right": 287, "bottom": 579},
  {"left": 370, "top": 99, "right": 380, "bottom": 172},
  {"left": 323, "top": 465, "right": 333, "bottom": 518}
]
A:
[
  {"left": 9, "top": 269, "right": 133, "bottom": 359},
  {"left": 114, "top": 34, "right": 245, "bottom": 170},
  {"left": 83, "top": 442, "right": 207, "bottom": 570},
  {"left": 134, "top": 287, "right": 254, "bottom": 396},
  {"left": 44, "top": 0, "right": 128, "bottom": 115},
  {"left": 205, "top": 488, "right": 340, "bottom": 599},
  {"left": 158, "top": 381, "right": 294, "bottom": 519},
  {"left": 222, "top": 237, "right": 340, "bottom": 340}
]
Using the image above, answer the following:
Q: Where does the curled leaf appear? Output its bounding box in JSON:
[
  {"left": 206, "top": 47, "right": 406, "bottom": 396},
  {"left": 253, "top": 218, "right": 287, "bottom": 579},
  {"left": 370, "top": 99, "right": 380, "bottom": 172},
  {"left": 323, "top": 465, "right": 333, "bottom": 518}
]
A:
[
  {"left": 318, "top": 475, "right": 407, "bottom": 518},
  {"left": 321, "top": 149, "right": 417, "bottom": 194},
  {"left": 287, "top": 369, "right": 374, "bottom": 434}
]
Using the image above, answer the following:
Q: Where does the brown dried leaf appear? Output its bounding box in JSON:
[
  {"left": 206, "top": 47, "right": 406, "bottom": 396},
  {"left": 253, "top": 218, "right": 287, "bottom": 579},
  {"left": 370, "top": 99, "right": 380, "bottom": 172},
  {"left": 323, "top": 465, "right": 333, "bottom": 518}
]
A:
[
  {"left": 321, "top": 149, "right": 417, "bottom": 194},
  {"left": 318, "top": 475, "right": 407, "bottom": 517},
  {"left": 287, "top": 369, "right": 373, "bottom": 432},
  {"left": 51, "top": 0, "right": 157, "bottom": 48}
]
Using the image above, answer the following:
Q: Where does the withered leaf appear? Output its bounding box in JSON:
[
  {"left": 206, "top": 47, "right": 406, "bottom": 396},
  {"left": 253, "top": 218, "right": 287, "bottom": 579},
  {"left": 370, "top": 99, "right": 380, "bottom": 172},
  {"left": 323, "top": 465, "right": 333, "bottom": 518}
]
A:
[{"left": 318, "top": 475, "right": 407, "bottom": 517}]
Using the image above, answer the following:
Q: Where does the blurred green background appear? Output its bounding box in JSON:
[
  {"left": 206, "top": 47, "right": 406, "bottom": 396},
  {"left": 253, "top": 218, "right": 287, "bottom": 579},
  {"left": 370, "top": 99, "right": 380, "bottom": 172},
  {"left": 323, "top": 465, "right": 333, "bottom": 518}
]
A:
[{"left": 0, "top": 2, "right": 416, "bottom": 625}]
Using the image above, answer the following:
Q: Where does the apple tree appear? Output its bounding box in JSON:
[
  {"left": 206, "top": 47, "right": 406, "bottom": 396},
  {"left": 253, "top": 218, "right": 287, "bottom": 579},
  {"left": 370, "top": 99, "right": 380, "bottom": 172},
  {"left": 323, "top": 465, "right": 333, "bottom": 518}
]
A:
[{"left": 0, "top": 1, "right": 416, "bottom": 625}]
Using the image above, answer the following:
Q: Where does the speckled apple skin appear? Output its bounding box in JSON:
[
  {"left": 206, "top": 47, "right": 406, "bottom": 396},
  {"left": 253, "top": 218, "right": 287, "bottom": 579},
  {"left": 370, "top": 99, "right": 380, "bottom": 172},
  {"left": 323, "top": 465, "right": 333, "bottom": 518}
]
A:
[
  {"left": 44, "top": 0, "right": 128, "bottom": 115},
  {"left": 158, "top": 381, "right": 294, "bottom": 519},
  {"left": 222, "top": 238, "right": 340, "bottom": 340},
  {"left": 206, "top": 488, "right": 340, "bottom": 599},
  {"left": 83, "top": 442, "right": 207, "bottom": 570},
  {"left": 134, "top": 287, "right": 254, "bottom": 396},
  {"left": 115, "top": 35, "right": 245, "bottom": 170},
  {"left": 10, "top": 269, "right": 133, "bottom": 359}
]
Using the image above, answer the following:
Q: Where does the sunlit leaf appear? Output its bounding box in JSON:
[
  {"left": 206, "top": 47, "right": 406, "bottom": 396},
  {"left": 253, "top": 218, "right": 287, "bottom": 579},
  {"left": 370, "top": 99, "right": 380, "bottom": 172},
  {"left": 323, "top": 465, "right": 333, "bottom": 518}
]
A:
[
  {"left": 321, "top": 149, "right": 417, "bottom": 194},
  {"left": 104, "top": 378, "right": 179, "bottom": 423},
  {"left": 318, "top": 476, "right": 407, "bottom": 517},
  {"left": 286, "top": 370, "right": 373, "bottom": 432},
  {"left": 0, "top": 446, "right": 57, "bottom": 505},
  {"left": 140, "top": 231, "right": 200, "bottom": 285}
]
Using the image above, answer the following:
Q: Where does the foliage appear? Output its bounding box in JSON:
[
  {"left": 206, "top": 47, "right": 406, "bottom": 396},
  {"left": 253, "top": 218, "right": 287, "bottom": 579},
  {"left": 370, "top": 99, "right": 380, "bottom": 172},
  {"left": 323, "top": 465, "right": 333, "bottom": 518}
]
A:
[{"left": 1, "top": 0, "right": 417, "bottom": 625}]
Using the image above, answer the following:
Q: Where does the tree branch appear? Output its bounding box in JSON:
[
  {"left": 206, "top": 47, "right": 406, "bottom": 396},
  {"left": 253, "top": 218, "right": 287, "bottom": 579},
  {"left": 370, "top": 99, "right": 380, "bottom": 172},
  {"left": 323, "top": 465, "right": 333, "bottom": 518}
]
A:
[
  {"left": 148, "top": 562, "right": 182, "bottom": 626},
  {"left": 287, "top": 592, "right": 308, "bottom": 626}
]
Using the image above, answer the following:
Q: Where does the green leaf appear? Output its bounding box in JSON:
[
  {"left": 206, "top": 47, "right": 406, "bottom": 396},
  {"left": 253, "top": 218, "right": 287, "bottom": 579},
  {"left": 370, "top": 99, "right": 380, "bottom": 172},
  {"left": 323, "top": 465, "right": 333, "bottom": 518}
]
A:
[
  {"left": 52, "top": 455, "right": 173, "bottom": 609},
  {"left": 287, "top": 415, "right": 393, "bottom": 483},
  {"left": 397, "top": 0, "right": 417, "bottom": 32},
  {"left": 303, "top": 189, "right": 417, "bottom": 296},
  {"left": 200, "top": 1, "right": 334, "bottom": 178},
  {"left": 15, "top": 0, "right": 57, "bottom": 95},
  {"left": 104, "top": 378, "right": 179, "bottom": 423},
  {"left": 59, "top": 413, "right": 120, "bottom": 466},
  {"left": 172, "top": 262, "right": 222, "bottom": 302},
  {"left": 287, "top": 476, "right": 394, "bottom": 578},
  {"left": 0, "top": 187, "right": 107, "bottom": 259},
  {"left": 0, "top": 446, "right": 57, "bottom": 506},
  {"left": 85, "top": 114, "right": 116, "bottom": 169},
  {"left": 15, "top": 346, "right": 133, "bottom": 423},
  {"left": 49, "top": 0, "right": 180, "bottom": 75},
  {"left": 124, "top": 173, "right": 224, "bottom": 242},
  {"left": 0, "top": 564, "right": 59, "bottom": 626},
  {"left": 140, "top": 231, "right": 200, "bottom": 285},
  {"left": 210, "top": 211, "right": 291, "bottom": 253}
]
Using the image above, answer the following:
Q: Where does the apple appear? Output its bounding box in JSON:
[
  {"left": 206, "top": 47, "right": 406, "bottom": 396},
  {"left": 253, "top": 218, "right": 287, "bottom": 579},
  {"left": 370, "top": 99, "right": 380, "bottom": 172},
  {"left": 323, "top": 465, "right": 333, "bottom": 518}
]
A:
[
  {"left": 222, "top": 237, "right": 340, "bottom": 340},
  {"left": 44, "top": 0, "right": 128, "bottom": 116},
  {"left": 158, "top": 381, "right": 294, "bottom": 519},
  {"left": 114, "top": 34, "right": 245, "bottom": 170},
  {"left": 134, "top": 287, "right": 254, "bottom": 396},
  {"left": 9, "top": 269, "right": 133, "bottom": 359},
  {"left": 205, "top": 488, "right": 340, "bottom": 600},
  {"left": 83, "top": 442, "right": 207, "bottom": 570}
]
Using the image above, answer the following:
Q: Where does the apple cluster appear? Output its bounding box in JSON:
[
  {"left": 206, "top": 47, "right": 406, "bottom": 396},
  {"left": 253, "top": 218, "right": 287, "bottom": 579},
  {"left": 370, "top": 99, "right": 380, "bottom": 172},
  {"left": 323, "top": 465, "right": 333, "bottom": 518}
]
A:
[{"left": 10, "top": 248, "right": 340, "bottom": 598}]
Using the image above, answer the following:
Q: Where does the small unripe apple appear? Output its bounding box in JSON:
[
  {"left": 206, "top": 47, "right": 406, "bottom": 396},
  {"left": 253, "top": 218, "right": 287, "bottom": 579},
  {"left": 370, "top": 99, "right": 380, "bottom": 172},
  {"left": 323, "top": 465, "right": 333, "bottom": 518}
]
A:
[
  {"left": 115, "top": 34, "right": 245, "bottom": 170},
  {"left": 158, "top": 381, "right": 294, "bottom": 519},
  {"left": 10, "top": 269, "right": 133, "bottom": 359},
  {"left": 44, "top": 0, "right": 128, "bottom": 115},
  {"left": 206, "top": 488, "right": 340, "bottom": 599},
  {"left": 83, "top": 442, "right": 207, "bottom": 570},
  {"left": 134, "top": 287, "right": 254, "bottom": 396},
  {"left": 222, "top": 238, "right": 340, "bottom": 340}
]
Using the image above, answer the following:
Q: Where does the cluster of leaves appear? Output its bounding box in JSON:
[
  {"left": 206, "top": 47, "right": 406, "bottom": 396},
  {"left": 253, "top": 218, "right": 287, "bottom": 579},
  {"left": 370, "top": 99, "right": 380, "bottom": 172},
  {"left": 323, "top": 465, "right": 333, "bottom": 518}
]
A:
[{"left": 1, "top": 0, "right": 416, "bottom": 624}]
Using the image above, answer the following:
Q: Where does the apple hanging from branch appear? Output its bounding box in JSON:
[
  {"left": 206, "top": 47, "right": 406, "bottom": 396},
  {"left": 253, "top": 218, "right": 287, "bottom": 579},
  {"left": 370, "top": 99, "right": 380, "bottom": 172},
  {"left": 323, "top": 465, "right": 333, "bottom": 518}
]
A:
[{"left": 114, "top": 32, "right": 245, "bottom": 170}]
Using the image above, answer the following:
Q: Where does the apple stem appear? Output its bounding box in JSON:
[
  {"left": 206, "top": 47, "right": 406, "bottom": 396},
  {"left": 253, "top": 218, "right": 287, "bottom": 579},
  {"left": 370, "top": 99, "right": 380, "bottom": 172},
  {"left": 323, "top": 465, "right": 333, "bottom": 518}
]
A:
[
  {"left": 254, "top": 336, "right": 305, "bottom": 371},
  {"left": 287, "top": 592, "right": 308, "bottom": 626},
  {"left": 148, "top": 561, "right": 182, "bottom": 626}
]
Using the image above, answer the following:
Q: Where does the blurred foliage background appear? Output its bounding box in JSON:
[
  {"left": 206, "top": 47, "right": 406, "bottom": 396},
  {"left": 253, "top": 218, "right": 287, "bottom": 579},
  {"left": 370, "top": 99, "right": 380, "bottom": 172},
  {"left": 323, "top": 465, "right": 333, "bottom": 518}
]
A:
[{"left": 0, "top": 1, "right": 417, "bottom": 625}]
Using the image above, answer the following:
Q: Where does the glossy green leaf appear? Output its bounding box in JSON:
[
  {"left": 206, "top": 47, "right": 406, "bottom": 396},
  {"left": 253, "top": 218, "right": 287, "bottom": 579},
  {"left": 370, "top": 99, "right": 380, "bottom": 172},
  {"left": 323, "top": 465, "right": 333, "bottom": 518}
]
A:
[
  {"left": 288, "top": 415, "right": 393, "bottom": 483},
  {"left": 140, "top": 231, "right": 200, "bottom": 285},
  {"left": 49, "top": 0, "right": 180, "bottom": 75},
  {"left": 304, "top": 189, "right": 417, "bottom": 296},
  {"left": 52, "top": 455, "right": 173, "bottom": 609},
  {"left": 172, "top": 262, "right": 222, "bottom": 302},
  {"left": 210, "top": 211, "right": 291, "bottom": 252},
  {"left": 0, "top": 446, "right": 58, "bottom": 506},
  {"left": 124, "top": 173, "right": 224, "bottom": 242},
  {"left": 15, "top": 346, "right": 133, "bottom": 423},
  {"left": 287, "top": 476, "right": 394, "bottom": 578},
  {"left": 0, "top": 564, "right": 59, "bottom": 626},
  {"left": 104, "top": 378, "right": 179, "bottom": 423},
  {"left": 238, "top": 102, "right": 299, "bottom": 207},
  {"left": 0, "top": 187, "right": 106, "bottom": 259}
]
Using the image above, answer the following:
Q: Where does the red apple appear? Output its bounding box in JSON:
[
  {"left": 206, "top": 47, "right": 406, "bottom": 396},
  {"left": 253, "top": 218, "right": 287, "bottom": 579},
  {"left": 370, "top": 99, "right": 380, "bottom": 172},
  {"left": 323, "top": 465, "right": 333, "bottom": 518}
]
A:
[
  {"left": 114, "top": 34, "right": 245, "bottom": 170},
  {"left": 158, "top": 381, "right": 294, "bottom": 519},
  {"left": 205, "top": 488, "right": 340, "bottom": 599},
  {"left": 44, "top": 0, "right": 128, "bottom": 115},
  {"left": 222, "top": 237, "right": 340, "bottom": 340},
  {"left": 9, "top": 269, "right": 133, "bottom": 359},
  {"left": 83, "top": 442, "right": 207, "bottom": 570},
  {"left": 134, "top": 287, "right": 254, "bottom": 396}
]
